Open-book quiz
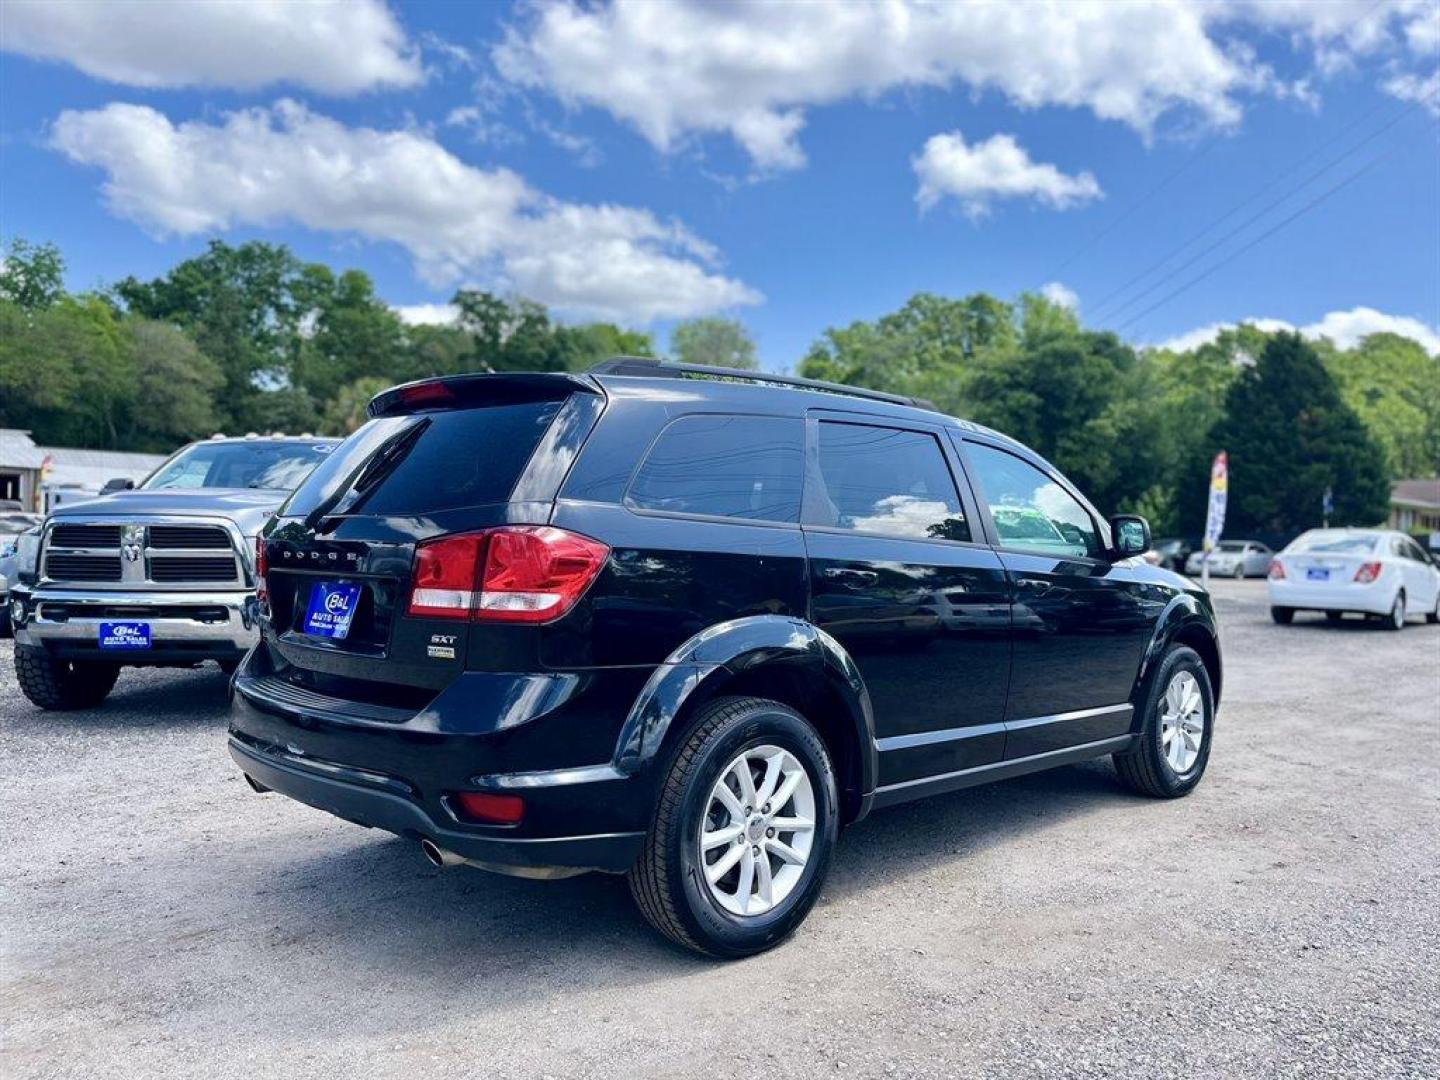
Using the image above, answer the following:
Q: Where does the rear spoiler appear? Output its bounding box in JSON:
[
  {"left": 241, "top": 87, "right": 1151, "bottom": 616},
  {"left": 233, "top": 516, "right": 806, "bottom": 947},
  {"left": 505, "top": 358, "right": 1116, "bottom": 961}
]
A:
[{"left": 366, "top": 372, "right": 600, "bottom": 419}]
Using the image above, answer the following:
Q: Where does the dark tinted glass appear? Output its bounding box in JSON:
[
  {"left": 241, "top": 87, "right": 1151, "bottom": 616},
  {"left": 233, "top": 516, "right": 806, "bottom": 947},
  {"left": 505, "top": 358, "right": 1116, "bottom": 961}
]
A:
[
  {"left": 283, "top": 400, "right": 563, "bottom": 517},
  {"left": 965, "top": 442, "right": 1100, "bottom": 558},
  {"left": 810, "top": 422, "right": 968, "bottom": 541},
  {"left": 627, "top": 414, "right": 804, "bottom": 522}
]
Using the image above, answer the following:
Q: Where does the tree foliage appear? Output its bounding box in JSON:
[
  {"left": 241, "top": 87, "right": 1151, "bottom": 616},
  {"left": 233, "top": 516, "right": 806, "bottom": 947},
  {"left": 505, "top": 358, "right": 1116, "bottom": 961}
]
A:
[
  {"left": 1182, "top": 333, "right": 1390, "bottom": 536},
  {"left": 670, "top": 317, "right": 758, "bottom": 370}
]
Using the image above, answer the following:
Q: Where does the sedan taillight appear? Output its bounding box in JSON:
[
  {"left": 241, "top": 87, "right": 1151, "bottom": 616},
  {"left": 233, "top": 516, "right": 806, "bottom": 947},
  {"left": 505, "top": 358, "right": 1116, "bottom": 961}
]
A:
[
  {"left": 1268, "top": 560, "right": 1286, "bottom": 580},
  {"left": 255, "top": 536, "right": 269, "bottom": 604},
  {"left": 407, "top": 527, "right": 609, "bottom": 623},
  {"left": 1353, "top": 561, "right": 1383, "bottom": 584}
]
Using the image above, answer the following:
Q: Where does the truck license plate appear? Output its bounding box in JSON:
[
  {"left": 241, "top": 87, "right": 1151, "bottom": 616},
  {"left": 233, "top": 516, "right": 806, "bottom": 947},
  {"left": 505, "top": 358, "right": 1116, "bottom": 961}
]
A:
[{"left": 99, "top": 622, "right": 151, "bottom": 649}]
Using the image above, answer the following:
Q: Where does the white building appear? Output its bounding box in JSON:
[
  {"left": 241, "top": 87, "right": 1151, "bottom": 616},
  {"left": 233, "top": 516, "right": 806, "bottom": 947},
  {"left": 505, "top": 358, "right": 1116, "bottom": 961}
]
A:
[{"left": 0, "top": 429, "right": 166, "bottom": 512}]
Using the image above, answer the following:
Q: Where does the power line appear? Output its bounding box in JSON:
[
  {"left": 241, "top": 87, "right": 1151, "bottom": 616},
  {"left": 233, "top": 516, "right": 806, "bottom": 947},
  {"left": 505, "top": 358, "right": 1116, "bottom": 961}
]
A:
[
  {"left": 1086, "top": 95, "right": 1400, "bottom": 321},
  {"left": 1093, "top": 96, "right": 1427, "bottom": 324},
  {"left": 1114, "top": 147, "right": 1402, "bottom": 336},
  {"left": 1035, "top": 138, "right": 1219, "bottom": 285}
]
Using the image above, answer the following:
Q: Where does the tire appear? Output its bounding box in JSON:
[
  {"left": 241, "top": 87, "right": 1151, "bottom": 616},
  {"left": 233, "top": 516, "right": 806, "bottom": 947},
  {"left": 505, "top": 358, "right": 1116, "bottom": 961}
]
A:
[
  {"left": 1427, "top": 595, "right": 1439, "bottom": 625},
  {"left": 217, "top": 657, "right": 241, "bottom": 676},
  {"left": 14, "top": 645, "right": 120, "bottom": 710},
  {"left": 1113, "top": 645, "right": 1215, "bottom": 799},
  {"left": 1383, "top": 591, "right": 1405, "bottom": 631},
  {"left": 1270, "top": 606, "right": 1294, "bottom": 625},
  {"left": 1232, "top": 563, "right": 1246, "bottom": 579},
  {"left": 0, "top": 604, "right": 11, "bottom": 639},
  {"left": 628, "top": 695, "right": 839, "bottom": 959},
  {"left": 1325, "top": 610, "right": 1344, "bottom": 623}
]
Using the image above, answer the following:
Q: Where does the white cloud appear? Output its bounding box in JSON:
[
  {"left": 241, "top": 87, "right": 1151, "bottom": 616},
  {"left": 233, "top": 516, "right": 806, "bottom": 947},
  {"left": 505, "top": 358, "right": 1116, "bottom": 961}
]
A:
[
  {"left": 1382, "top": 70, "right": 1440, "bottom": 116},
  {"left": 0, "top": 0, "right": 422, "bottom": 95},
  {"left": 394, "top": 303, "right": 460, "bottom": 327},
  {"left": 49, "top": 101, "right": 760, "bottom": 324},
  {"left": 495, "top": 0, "right": 1251, "bottom": 172},
  {"left": 1040, "top": 282, "right": 1081, "bottom": 311},
  {"left": 913, "top": 132, "right": 1102, "bottom": 217},
  {"left": 495, "top": 1, "right": 1440, "bottom": 172},
  {"left": 1156, "top": 308, "right": 1440, "bottom": 354}
]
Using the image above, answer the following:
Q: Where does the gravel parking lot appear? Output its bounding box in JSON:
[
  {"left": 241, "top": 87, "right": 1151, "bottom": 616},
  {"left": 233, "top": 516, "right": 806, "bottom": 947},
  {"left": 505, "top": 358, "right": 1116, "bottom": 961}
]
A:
[{"left": 2, "top": 579, "right": 1437, "bottom": 1079}]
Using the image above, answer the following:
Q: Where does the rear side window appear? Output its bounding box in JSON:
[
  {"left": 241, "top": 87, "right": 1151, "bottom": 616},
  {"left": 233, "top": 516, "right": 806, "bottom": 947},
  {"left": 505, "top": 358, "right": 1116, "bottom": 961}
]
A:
[
  {"left": 627, "top": 414, "right": 804, "bottom": 523},
  {"left": 284, "top": 400, "right": 564, "bottom": 517},
  {"left": 808, "top": 421, "right": 969, "bottom": 541},
  {"left": 965, "top": 442, "right": 1101, "bottom": 558}
]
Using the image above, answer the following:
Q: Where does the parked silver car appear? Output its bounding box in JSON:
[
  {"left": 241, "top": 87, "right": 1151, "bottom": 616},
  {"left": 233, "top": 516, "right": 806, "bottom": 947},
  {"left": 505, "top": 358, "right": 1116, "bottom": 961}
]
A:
[{"left": 1184, "top": 539, "right": 1274, "bottom": 579}]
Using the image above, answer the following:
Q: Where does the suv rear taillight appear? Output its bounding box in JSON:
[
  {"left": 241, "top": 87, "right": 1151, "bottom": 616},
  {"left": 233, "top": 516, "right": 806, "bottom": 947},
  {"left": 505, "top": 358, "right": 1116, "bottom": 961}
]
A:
[
  {"left": 255, "top": 536, "right": 269, "bottom": 604},
  {"left": 407, "top": 527, "right": 609, "bottom": 623},
  {"left": 1353, "top": 561, "right": 1382, "bottom": 584},
  {"left": 1268, "top": 559, "right": 1286, "bottom": 580}
]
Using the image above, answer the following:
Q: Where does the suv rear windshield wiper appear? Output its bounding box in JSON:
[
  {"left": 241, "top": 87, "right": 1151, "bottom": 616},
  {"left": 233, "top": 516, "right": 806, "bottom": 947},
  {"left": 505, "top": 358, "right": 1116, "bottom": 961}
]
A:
[{"left": 302, "top": 417, "right": 430, "bottom": 530}]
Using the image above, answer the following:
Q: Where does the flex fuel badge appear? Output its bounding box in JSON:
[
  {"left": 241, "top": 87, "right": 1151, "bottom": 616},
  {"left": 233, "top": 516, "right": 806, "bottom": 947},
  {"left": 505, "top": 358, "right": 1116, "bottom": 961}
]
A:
[{"left": 427, "top": 634, "right": 457, "bottom": 660}]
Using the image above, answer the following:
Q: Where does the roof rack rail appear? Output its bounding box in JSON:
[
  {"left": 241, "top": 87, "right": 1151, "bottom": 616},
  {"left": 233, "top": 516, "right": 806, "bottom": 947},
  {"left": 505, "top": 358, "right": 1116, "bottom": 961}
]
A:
[{"left": 588, "top": 356, "right": 939, "bottom": 412}]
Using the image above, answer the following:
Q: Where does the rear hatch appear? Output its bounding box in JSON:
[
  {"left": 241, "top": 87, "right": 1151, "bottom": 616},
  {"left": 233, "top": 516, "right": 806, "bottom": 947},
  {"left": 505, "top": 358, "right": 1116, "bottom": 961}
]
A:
[{"left": 255, "top": 374, "right": 603, "bottom": 704}]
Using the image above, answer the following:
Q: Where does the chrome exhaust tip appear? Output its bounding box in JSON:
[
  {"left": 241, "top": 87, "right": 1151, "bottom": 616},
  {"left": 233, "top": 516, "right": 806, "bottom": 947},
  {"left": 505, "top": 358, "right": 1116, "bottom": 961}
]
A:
[{"left": 420, "top": 838, "right": 461, "bottom": 868}]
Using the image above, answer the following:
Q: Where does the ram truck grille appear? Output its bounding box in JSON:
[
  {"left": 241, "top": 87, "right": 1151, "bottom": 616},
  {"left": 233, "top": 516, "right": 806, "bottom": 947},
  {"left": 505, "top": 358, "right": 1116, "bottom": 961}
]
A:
[{"left": 42, "top": 521, "right": 244, "bottom": 588}]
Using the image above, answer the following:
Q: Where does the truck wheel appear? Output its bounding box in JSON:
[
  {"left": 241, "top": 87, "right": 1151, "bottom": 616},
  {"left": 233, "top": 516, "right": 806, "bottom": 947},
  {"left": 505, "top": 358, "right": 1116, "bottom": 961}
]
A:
[
  {"left": 628, "top": 696, "right": 839, "bottom": 959},
  {"left": 1270, "top": 606, "right": 1294, "bottom": 625},
  {"left": 14, "top": 645, "right": 120, "bottom": 710},
  {"left": 1113, "top": 645, "right": 1214, "bottom": 799}
]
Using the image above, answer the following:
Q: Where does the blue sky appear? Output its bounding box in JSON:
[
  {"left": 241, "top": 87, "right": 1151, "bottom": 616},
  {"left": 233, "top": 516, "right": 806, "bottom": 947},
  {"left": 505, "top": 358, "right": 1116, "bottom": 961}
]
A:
[{"left": 2, "top": 1, "right": 1437, "bottom": 370}]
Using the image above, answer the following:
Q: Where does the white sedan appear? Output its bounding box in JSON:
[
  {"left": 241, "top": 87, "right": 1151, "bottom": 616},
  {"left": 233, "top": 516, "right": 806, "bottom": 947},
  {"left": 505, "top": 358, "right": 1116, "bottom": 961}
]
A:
[{"left": 1268, "top": 529, "right": 1440, "bottom": 629}]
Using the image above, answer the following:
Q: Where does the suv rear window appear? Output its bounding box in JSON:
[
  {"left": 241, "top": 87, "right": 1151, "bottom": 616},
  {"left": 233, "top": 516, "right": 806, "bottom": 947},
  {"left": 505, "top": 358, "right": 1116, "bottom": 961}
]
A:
[
  {"left": 809, "top": 421, "right": 969, "bottom": 541},
  {"left": 627, "top": 414, "right": 804, "bottom": 523},
  {"left": 284, "top": 400, "right": 564, "bottom": 517}
]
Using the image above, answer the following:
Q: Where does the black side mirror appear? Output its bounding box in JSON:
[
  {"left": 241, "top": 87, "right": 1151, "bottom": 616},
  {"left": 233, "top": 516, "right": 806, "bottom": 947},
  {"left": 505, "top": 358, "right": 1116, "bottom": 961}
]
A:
[
  {"left": 101, "top": 478, "right": 135, "bottom": 494},
  {"left": 1110, "top": 514, "right": 1151, "bottom": 559}
]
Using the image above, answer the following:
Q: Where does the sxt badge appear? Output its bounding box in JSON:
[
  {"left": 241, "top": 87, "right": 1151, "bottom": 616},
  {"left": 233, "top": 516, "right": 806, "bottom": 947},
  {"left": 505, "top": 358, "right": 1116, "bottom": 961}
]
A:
[{"left": 427, "top": 633, "right": 457, "bottom": 660}]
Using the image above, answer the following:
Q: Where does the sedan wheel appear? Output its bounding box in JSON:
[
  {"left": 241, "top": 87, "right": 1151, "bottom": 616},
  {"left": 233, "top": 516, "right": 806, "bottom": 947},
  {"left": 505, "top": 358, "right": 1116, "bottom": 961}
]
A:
[{"left": 1384, "top": 592, "right": 1405, "bottom": 631}]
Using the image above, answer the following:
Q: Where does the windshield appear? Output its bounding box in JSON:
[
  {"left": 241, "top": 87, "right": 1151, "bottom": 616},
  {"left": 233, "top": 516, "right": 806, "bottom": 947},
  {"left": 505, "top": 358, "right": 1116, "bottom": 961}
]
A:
[
  {"left": 142, "top": 441, "right": 335, "bottom": 491},
  {"left": 1288, "top": 532, "right": 1379, "bottom": 554}
]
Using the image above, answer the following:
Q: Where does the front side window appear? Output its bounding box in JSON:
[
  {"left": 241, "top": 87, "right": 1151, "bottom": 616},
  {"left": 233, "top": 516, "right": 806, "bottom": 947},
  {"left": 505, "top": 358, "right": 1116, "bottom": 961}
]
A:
[
  {"left": 808, "top": 422, "right": 969, "bottom": 541},
  {"left": 627, "top": 414, "right": 804, "bottom": 523},
  {"left": 965, "top": 442, "right": 1101, "bottom": 559}
]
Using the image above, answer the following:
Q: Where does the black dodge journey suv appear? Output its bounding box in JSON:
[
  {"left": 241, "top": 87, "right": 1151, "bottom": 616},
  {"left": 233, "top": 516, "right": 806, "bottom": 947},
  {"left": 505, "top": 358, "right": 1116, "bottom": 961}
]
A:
[{"left": 230, "top": 357, "right": 1221, "bottom": 957}]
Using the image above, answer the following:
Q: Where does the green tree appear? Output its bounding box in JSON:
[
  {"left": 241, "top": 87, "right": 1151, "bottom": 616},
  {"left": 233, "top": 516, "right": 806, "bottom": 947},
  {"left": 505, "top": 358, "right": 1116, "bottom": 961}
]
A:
[
  {"left": 1184, "top": 332, "right": 1389, "bottom": 536},
  {"left": 292, "top": 267, "right": 405, "bottom": 403},
  {"left": 120, "top": 320, "right": 223, "bottom": 450},
  {"left": 0, "top": 237, "right": 65, "bottom": 310},
  {"left": 670, "top": 317, "right": 757, "bottom": 370},
  {"left": 321, "top": 376, "right": 393, "bottom": 435},
  {"left": 1323, "top": 333, "right": 1439, "bottom": 478},
  {"left": 801, "top": 292, "right": 1015, "bottom": 414},
  {"left": 117, "top": 241, "right": 306, "bottom": 428}
]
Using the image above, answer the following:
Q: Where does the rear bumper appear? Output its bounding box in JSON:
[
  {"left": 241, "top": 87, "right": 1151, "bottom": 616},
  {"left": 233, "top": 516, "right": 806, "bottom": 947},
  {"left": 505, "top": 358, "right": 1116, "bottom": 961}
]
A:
[
  {"left": 1267, "top": 579, "right": 1393, "bottom": 614},
  {"left": 228, "top": 644, "right": 653, "bottom": 875},
  {"left": 229, "top": 736, "right": 643, "bottom": 875},
  {"left": 11, "top": 585, "right": 257, "bottom": 660}
]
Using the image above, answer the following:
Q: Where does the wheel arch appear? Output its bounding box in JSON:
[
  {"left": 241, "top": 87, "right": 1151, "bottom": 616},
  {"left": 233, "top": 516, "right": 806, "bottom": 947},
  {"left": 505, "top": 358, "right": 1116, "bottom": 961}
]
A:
[
  {"left": 1132, "top": 593, "right": 1223, "bottom": 714},
  {"left": 612, "top": 616, "right": 877, "bottom": 824}
]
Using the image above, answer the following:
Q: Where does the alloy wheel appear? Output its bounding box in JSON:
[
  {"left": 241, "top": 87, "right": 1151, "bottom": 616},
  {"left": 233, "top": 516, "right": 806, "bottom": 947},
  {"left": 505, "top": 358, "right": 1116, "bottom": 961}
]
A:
[
  {"left": 700, "top": 744, "right": 816, "bottom": 917},
  {"left": 1159, "top": 670, "right": 1205, "bottom": 775}
]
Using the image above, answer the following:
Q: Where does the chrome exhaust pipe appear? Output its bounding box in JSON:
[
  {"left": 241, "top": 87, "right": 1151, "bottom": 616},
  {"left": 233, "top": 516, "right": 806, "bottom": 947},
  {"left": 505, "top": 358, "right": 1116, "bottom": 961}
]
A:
[
  {"left": 419, "top": 838, "right": 466, "bottom": 868},
  {"left": 418, "top": 838, "right": 585, "bottom": 879}
]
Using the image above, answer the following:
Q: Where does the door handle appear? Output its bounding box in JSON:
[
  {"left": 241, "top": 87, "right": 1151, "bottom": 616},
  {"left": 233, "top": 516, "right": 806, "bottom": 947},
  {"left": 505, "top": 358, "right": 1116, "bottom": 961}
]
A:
[{"left": 822, "top": 567, "right": 879, "bottom": 584}]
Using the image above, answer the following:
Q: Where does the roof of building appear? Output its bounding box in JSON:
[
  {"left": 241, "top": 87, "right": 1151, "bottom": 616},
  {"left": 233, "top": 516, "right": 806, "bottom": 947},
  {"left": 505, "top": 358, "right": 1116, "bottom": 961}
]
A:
[
  {"left": 1391, "top": 479, "right": 1440, "bottom": 509},
  {"left": 0, "top": 428, "right": 47, "bottom": 470}
]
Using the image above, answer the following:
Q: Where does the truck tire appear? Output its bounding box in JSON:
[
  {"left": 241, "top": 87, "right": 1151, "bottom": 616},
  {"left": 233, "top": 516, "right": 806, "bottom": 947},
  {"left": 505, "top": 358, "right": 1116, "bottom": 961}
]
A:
[
  {"left": 15, "top": 645, "right": 120, "bottom": 710},
  {"left": 1113, "top": 645, "right": 1214, "bottom": 798},
  {"left": 628, "top": 695, "right": 839, "bottom": 959}
]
